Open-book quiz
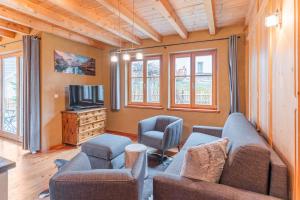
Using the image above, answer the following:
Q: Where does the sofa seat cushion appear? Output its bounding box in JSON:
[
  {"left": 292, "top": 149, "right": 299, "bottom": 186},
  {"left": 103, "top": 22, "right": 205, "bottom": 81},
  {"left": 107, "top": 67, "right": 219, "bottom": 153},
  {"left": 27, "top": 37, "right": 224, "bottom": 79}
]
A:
[
  {"left": 81, "top": 133, "right": 131, "bottom": 160},
  {"left": 141, "top": 131, "right": 164, "bottom": 149},
  {"left": 166, "top": 132, "right": 220, "bottom": 175}
]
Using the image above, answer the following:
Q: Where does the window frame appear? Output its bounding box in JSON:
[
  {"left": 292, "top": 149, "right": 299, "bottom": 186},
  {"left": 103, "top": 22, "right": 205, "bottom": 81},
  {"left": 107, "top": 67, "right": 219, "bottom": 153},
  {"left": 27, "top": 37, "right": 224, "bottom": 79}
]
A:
[
  {"left": 170, "top": 49, "right": 217, "bottom": 110},
  {"left": 127, "top": 55, "right": 162, "bottom": 107},
  {"left": 0, "top": 51, "right": 23, "bottom": 142}
]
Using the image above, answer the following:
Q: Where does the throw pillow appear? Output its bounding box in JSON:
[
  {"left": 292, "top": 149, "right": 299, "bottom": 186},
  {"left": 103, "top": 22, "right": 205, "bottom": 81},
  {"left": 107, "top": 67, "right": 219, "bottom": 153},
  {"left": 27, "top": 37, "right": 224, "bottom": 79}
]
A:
[{"left": 180, "top": 137, "right": 229, "bottom": 183}]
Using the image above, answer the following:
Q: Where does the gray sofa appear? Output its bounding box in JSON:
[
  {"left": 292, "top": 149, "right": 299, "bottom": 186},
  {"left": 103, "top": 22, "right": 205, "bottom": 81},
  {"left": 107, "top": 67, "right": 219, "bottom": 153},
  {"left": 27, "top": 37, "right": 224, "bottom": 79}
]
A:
[
  {"left": 154, "top": 113, "right": 288, "bottom": 200},
  {"left": 138, "top": 115, "right": 183, "bottom": 161},
  {"left": 49, "top": 152, "right": 146, "bottom": 200}
]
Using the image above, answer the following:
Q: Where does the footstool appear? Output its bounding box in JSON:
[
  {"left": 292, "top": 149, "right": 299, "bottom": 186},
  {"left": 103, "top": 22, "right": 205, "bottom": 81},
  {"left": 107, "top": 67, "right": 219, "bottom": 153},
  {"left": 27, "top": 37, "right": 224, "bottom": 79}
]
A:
[{"left": 81, "top": 133, "right": 132, "bottom": 169}]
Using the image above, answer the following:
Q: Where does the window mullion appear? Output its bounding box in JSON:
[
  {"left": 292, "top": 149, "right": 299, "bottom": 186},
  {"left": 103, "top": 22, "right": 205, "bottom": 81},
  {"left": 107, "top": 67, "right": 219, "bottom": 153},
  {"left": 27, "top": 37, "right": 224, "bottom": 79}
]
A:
[
  {"left": 143, "top": 59, "right": 147, "bottom": 104},
  {"left": 191, "top": 55, "right": 195, "bottom": 108}
]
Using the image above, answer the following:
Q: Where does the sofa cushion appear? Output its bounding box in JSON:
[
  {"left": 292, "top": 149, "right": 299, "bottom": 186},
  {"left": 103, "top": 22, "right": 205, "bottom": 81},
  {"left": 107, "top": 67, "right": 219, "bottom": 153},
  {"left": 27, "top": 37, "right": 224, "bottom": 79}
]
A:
[
  {"left": 180, "top": 138, "right": 229, "bottom": 183},
  {"left": 220, "top": 113, "right": 271, "bottom": 195},
  {"left": 141, "top": 131, "right": 164, "bottom": 149},
  {"left": 81, "top": 133, "right": 131, "bottom": 160},
  {"left": 166, "top": 132, "right": 220, "bottom": 175}
]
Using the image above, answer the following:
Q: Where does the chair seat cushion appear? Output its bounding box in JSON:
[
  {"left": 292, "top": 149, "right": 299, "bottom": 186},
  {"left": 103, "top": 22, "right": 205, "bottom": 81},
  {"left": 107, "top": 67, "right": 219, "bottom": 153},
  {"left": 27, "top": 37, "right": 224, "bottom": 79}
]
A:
[
  {"left": 141, "top": 131, "right": 164, "bottom": 149},
  {"left": 81, "top": 133, "right": 131, "bottom": 160}
]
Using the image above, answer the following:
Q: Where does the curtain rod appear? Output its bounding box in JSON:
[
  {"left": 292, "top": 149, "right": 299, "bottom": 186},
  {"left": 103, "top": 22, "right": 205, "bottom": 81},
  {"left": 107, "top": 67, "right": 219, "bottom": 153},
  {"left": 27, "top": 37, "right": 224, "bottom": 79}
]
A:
[{"left": 111, "top": 36, "right": 241, "bottom": 53}]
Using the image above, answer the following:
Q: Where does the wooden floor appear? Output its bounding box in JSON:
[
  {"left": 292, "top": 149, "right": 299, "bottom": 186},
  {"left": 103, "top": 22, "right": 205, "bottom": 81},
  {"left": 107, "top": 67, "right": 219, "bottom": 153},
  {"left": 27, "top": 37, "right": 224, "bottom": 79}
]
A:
[{"left": 0, "top": 137, "right": 80, "bottom": 200}]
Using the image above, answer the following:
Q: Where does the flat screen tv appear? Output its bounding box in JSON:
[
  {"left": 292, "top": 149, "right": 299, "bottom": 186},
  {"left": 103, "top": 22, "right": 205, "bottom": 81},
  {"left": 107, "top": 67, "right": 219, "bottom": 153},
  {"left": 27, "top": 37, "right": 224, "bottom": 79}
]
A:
[{"left": 67, "top": 85, "right": 104, "bottom": 110}]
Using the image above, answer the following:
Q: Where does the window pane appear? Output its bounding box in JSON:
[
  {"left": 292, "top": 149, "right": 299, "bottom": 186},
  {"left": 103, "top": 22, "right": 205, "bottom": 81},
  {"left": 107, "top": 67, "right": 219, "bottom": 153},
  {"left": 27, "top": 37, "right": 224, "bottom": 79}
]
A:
[
  {"left": 147, "top": 59, "right": 160, "bottom": 77},
  {"left": 195, "top": 55, "right": 212, "bottom": 75},
  {"left": 175, "top": 57, "right": 190, "bottom": 76},
  {"left": 131, "top": 61, "right": 143, "bottom": 77},
  {"left": 3, "top": 57, "right": 17, "bottom": 134},
  {"left": 131, "top": 78, "right": 143, "bottom": 102},
  {"left": 195, "top": 76, "right": 212, "bottom": 105},
  {"left": 147, "top": 77, "right": 160, "bottom": 103},
  {"left": 175, "top": 77, "right": 190, "bottom": 104}
]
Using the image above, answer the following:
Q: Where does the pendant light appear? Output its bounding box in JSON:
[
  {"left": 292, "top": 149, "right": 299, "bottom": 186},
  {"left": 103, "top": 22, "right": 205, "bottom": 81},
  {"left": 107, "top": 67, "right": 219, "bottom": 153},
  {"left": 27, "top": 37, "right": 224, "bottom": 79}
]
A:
[
  {"left": 136, "top": 52, "right": 143, "bottom": 60},
  {"left": 123, "top": 53, "right": 131, "bottom": 61},
  {"left": 110, "top": 54, "right": 118, "bottom": 62}
]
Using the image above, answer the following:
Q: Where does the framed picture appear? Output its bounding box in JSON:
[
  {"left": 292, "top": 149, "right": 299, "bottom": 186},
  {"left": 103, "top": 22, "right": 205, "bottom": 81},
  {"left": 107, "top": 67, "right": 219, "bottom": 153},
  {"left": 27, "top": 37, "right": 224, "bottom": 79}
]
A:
[{"left": 54, "top": 50, "right": 96, "bottom": 76}]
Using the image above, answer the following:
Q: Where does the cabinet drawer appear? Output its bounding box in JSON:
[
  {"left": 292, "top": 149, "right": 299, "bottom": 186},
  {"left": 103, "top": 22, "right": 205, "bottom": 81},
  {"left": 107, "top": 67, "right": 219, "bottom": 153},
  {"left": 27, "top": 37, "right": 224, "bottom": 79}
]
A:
[
  {"left": 78, "top": 110, "right": 106, "bottom": 119},
  {"left": 79, "top": 121, "right": 105, "bottom": 133},
  {"left": 79, "top": 128, "right": 104, "bottom": 142},
  {"left": 79, "top": 115, "right": 106, "bottom": 126}
]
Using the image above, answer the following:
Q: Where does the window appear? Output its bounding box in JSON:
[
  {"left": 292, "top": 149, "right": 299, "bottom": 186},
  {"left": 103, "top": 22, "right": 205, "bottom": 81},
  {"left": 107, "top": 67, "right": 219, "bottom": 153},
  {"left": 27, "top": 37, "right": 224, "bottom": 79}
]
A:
[
  {"left": 170, "top": 50, "right": 217, "bottom": 110},
  {"left": 0, "top": 52, "right": 23, "bottom": 140},
  {"left": 128, "top": 56, "right": 161, "bottom": 106}
]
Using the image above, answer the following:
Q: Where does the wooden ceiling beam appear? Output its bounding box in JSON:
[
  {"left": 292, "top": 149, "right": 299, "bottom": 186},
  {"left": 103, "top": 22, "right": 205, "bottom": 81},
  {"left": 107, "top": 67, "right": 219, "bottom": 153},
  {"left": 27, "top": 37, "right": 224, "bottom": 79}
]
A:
[
  {"left": 0, "top": 27, "right": 16, "bottom": 38},
  {"left": 0, "top": 0, "right": 120, "bottom": 46},
  {"left": 47, "top": 0, "right": 141, "bottom": 45},
  {"left": 203, "top": 0, "right": 216, "bottom": 35},
  {"left": 152, "top": 0, "right": 188, "bottom": 39},
  {"left": 95, "top": 0, "right": 161, "bottom": 42},
  {"left": 0, "top": 5, "right": 105, "bottom": 49},
  {"left": 0, "top": 18, "right": 31, "bottom": 34}
]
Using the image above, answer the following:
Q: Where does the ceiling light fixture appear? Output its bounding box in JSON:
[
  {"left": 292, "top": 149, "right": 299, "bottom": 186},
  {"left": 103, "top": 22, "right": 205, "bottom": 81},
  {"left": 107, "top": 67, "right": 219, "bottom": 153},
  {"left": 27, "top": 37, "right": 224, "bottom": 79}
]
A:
[
  {"left": 123, "top": 53, "right": 131, "bottom": 61},
  {"left": 136, "top": 52, "right": 143, "bottom": 60}
]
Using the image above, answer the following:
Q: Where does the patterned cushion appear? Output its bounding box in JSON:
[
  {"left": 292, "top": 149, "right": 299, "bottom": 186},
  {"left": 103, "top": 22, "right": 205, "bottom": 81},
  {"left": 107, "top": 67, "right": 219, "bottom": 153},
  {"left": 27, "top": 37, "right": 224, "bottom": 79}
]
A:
[{"left": 180, "top": 138, "right": 229, "bottom": 183}]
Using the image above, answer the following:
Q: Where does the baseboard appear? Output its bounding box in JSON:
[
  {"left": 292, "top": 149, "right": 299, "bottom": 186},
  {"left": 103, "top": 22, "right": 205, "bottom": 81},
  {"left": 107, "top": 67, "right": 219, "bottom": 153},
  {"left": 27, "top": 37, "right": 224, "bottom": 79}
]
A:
[{"left": 105, "top": 130, "right": 138, "bottom": 140}]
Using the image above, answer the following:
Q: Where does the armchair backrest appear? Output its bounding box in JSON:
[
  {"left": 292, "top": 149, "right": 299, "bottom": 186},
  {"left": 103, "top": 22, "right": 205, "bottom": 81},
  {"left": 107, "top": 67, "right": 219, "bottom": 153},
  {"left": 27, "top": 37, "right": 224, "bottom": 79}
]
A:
[{"left": 155, "top": 115, "right": 181, "bottom": 132}]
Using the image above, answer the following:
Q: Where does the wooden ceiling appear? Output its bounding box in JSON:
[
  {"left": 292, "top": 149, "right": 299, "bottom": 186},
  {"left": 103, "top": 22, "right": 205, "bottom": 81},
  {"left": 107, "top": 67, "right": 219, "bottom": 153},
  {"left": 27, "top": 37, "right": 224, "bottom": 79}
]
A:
[{"left": 0, "top": 0, "right": 249, "bottom": 48}]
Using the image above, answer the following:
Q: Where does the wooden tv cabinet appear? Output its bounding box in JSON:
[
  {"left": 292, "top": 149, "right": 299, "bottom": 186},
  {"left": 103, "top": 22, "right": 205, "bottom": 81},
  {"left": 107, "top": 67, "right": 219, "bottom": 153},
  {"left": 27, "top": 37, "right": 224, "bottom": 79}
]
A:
[{"left": 62, "top": 108, "right": 107, "bottom": 146}]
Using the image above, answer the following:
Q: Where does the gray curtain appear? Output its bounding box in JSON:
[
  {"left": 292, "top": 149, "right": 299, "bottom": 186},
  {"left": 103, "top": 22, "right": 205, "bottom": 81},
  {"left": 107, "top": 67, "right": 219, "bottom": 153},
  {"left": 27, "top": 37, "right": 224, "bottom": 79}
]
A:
[
  {"left": 110, "top": 57, "right": 120, "bottom": 111},
  {"left": 22, "top": 35, "right": 41, "bottom": 153},
  {"left": 228, "top": 35, "right": 239, "bottom": 113}
]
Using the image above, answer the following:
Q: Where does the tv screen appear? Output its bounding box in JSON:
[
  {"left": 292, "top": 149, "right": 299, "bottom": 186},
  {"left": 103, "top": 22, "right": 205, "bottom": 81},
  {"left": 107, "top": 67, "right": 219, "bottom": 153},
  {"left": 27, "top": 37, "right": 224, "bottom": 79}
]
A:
[{"left": 68, "top": 85, "right": 104, "bottom": 110}]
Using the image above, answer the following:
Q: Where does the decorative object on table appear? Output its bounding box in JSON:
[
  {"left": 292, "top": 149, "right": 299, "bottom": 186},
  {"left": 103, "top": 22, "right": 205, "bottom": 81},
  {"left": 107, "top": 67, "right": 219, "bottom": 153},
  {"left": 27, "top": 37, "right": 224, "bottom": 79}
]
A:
[
  {"left": 125, "top": 143, "right": 148, "bottom": 178},
  {"left": 54, "top": 50, "right": 95, "bottom": 76},
  {"left": 138, "top": 115, "right": 183, "bottom": 162},
  {"left": 180, "top": 138, "right": 229, "bottom": 183},
  {"left": 81, "top": 133, "right": 132, "bottom": 169}
]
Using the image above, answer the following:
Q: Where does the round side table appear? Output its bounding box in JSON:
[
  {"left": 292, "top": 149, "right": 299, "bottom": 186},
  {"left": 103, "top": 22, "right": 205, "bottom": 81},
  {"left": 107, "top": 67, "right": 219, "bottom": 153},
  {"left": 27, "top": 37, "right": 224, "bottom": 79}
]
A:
[{"left": 125, "top": 143, "right": 148, "bottom": 178}]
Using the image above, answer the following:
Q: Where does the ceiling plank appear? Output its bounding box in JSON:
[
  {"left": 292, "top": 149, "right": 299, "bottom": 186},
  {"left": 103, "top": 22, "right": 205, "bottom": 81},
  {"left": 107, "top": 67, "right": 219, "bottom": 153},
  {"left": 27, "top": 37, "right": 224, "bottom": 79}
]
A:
[
  {"left": 0, "top": 18, "right": 31, "bottom": 34},
  {"left": 0, "top": 28, "right": 16, "bottom": 38},
  {"left": 95, "top": 0, "right": 161, "bottom": 42},
  {"left": 47, "top": 0, "right": 141, "bottom": 45},
  {"left": 0, "top": 5, "right": 105, "bottom": 49},
  {"left": 0, "top": 0, "right": 120, "bottom": 46},
  {"left": 203, "top": 0, "right": 216, "bottom": 35},
  {"left": 152, "top": 0, "right": 188, "bottom": 39}
]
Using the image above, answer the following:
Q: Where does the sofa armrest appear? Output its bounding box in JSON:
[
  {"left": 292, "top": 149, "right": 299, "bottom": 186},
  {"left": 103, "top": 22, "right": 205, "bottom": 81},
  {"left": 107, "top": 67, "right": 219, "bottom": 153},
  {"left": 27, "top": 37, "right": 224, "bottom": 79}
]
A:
[
  {"left": 192, "top": 125, "right": 223, "bottom": 138},
  {"left": 138, "top": 116, "right": 157, "bottom": 142},
  {"left": 153, "top": 173, "right": 281, "bottom": 200},
  {"left": 50, "top": 169, "right": 138, "bottom": 200}
]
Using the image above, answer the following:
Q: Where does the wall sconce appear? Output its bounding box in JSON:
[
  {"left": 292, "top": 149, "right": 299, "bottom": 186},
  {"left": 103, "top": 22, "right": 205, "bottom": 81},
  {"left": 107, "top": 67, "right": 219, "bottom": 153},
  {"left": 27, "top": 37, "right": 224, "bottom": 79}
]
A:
[{"left": 265, "top": 10, "right": 281, "bottom": 28}]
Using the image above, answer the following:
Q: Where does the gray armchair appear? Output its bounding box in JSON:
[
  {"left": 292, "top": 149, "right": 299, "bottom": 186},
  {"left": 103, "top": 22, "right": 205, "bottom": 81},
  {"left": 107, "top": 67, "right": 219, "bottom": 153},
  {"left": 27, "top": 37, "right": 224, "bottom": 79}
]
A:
[
  {"left": 138, "top": 115, "right": 183, "bottom": 161},
  {"left": 49, "top": 152, "right": 146, "bottom": 200}
]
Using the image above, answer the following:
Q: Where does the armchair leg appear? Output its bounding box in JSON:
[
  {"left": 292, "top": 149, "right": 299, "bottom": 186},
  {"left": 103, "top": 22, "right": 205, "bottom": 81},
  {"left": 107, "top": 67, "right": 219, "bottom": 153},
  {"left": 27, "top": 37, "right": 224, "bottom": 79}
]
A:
[
  {"left": 161, "top": 151, "right": 165, "bottom": 163},
  {"left": 177, "top": 145, "right": 180, "bottom": 152}
]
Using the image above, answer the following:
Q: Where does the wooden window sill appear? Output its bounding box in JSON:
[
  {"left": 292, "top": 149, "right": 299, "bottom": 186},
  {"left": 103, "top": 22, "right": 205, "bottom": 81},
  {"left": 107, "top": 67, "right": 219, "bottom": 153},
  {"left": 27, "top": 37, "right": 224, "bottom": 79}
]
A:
[
  {"left": 168, "top": 107, "right": 220, "bottom": 113},
  {"left": 125, "top": 105, "right": 164, "bottom": 110}
]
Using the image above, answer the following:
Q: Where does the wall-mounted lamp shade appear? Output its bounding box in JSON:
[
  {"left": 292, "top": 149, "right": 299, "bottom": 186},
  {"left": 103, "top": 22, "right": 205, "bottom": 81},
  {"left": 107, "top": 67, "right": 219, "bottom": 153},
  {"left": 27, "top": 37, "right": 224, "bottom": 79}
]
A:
[
  {"left": 265, "top": 14, "right": 280, "bottom": 27},
  {"left": 136, "top": 52, "right": 143, "bottom": 60},
  {"left": 123, "top": 53, "right": 131, "bottom": 61},
  {"left": 111, "top": 55, "right": 118, "bottom": 62}
]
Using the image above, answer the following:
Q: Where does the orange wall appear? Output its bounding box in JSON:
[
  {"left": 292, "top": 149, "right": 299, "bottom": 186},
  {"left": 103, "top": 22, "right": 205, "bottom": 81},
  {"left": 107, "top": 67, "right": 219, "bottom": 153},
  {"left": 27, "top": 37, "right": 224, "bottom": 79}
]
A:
[
  {"left": 102, "top": 25, "right": 246, "bottom": 141},
  {"left": 40, "top": 32, "right": 104, "bottom": 151}
]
